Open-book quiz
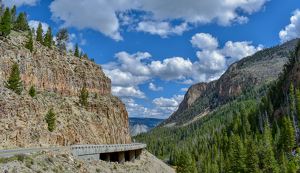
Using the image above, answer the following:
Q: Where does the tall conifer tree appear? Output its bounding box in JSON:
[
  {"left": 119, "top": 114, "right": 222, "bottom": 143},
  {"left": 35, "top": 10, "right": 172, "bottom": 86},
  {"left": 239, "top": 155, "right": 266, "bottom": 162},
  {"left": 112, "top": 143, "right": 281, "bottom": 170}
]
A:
[
  {"left": 56, "top": 28, "right": 69, "bottom": 53},
  {"left": 0, "top": 7, "right": 11, "bottom": 37},
  {"left": 7, "top": 62, "right": 23, "bottom": 95},
  {"left": 23, "top": 11, "right": 29, "bottom": 30},
  {"left": 245, "top": 136, "right": 260, "bottom": 172},
  {"left": 261, "top": 119, "right": 279, "bottom": 172},
  {"left": 10, "top": 5, "right": 16, "bottom": 24},
  {"left": 25, "top": 29, "right": 33, "bottom": 52},
  {"left": 43, "top": 26, "right": 53, "bottom": 49},
  {"left": 36, "top": 22, "right": 43, "bottom": 42},
  {"left": 13, "top": 12, "right": 25, "bottom": 30},
  {"left": 74, "top": 43, "right": 79, "bottom": 57},
  {"left": 176, "top": 149, "right": 193, "bottom": 173}
]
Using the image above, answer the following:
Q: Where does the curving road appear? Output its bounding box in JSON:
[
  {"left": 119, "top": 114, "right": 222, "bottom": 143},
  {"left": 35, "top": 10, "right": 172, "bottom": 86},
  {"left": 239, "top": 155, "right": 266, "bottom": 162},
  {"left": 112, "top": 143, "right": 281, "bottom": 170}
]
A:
[{"left": 0, "top": 147, "right": 70, "bottom": 158}]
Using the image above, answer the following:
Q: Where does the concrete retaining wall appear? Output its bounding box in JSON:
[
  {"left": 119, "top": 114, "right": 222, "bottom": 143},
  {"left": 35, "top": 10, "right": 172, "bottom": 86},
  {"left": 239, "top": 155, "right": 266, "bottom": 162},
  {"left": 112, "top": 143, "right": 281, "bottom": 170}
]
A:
[{"left": 71, "top": 143, "right": 146, "bottom": 164}]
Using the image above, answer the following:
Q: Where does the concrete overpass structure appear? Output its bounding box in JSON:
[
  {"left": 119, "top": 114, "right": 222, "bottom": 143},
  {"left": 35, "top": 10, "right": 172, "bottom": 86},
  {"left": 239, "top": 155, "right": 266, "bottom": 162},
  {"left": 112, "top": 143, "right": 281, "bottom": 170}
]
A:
[{"left": 71, "top": 143, "right": 146, "bottom": 164}]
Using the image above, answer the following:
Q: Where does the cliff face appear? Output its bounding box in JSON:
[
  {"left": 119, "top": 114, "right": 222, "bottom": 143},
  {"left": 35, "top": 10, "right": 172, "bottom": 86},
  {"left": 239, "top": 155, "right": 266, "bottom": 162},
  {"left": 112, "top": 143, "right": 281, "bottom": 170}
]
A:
[
  {"left": 161, "top": 38, "right": 299, "bottom": 126},
  {"left": 0, "top": 37, "right": 111, "bottom": 97},
  {"left": 0, "top": 35, "right": 131, "bottom": 149},
  {"left": 161, "top": 81, "right": 216, "bottom": 126}
]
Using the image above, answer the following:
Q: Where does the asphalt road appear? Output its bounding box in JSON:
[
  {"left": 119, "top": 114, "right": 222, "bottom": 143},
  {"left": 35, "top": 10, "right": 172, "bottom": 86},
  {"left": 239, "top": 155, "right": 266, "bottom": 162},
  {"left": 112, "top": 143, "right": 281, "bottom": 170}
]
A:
[{"left": 0, "top": 147, "right": 70, "bottom": 158}]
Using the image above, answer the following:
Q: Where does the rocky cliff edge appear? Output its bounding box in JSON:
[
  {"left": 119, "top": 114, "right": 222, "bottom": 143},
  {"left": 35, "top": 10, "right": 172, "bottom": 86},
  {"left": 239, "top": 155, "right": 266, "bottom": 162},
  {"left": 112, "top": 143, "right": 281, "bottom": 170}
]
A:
[{"left": 0, "top": 35, "right": 131, "bottom": 149}]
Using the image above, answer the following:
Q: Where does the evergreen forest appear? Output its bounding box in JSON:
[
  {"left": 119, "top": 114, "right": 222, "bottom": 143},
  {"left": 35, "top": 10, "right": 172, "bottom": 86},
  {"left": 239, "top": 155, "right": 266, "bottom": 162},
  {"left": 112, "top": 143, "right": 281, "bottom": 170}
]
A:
[{"left": 133, "top": 40, "right": 300, "bottom": 172}]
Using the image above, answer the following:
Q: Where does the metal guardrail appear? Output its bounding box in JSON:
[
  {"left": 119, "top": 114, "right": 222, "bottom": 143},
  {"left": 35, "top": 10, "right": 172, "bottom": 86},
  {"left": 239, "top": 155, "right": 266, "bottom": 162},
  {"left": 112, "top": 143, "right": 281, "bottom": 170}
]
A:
[{"left": 71, "top": 142, "right": 146, "bottom": 150}]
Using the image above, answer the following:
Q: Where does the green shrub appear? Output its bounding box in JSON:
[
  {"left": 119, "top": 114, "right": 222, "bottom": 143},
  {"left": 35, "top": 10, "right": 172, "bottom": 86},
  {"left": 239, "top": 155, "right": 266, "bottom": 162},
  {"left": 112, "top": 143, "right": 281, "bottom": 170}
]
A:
[
  {"left": 113, "top": 165, "right": 117, "bottom": 170},
  {"left": 16, "top": 154, "right": 25, "bottom": 162},
  {"left": 61, "top": 154, "right": 67, "bottom": 158},
  {"left": 79, "top": 86, "right": 89, "bottom": 106},
  {"left": 96, "top": 168, "right": 101, "bottom": 172},
  {"left": 45, "top": 108, "right": 56, "bottom": 132},
  {"left": 29, "top": 85, "right": 36, "bottom": 97}
]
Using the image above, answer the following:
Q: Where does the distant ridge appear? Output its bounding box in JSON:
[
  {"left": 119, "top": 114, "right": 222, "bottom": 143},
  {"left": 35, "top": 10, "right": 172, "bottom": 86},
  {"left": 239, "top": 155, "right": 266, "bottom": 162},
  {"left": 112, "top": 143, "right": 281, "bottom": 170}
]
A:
[
  {"left": 129, "top": 117, "right": 165, "bottom": 136},
  {"left": 160, "top": 38, "right": 299, "bottom": 127}
]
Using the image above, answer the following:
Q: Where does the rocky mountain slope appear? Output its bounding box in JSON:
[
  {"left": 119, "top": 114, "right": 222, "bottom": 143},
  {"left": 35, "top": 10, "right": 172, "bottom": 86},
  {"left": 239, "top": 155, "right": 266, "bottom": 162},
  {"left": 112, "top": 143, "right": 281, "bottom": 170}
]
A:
[
  {"left": 0, "top": 34, "right": 131, "bottom": 149},
  {"left": 0, "top": 149, "right": 175, "bottom": 173},
  {"left": 160, "top": 38, "right": 299, "bottom": 127},
  {"left": 129, "top": 118, "right": 165, "bottom": 136}
]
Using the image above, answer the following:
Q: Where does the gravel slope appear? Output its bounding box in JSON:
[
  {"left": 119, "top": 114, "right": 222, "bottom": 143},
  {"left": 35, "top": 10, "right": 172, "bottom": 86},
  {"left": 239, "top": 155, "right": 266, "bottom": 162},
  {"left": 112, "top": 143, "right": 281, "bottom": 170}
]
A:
[{"left": 0, "top": 149, "right": 175, "bottom": 173}]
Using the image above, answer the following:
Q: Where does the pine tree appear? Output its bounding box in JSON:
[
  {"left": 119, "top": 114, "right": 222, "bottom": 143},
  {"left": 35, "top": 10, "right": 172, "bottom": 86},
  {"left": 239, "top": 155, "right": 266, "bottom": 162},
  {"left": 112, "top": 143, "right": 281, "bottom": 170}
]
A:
[
  {"left": 36, "top": 22, "right": 43, "bottom": 42},
  {"left": 295, "top": 89, "right": 300, "bottom": 120},
  {"left": 245, "top": 136, "right": 260, "bottom": 172},
  {"left": 229, "top": 134, "right": 246, "bottom": 172},
  {"left": 13, "top": 12, "right": 25, "bottom": 31},
  {"left": 287, "top": 156, "right": 298, "bottom": 173},
  {"left": 83, "top": 53, "right": 88, "bottom": 59},
  {"left": 80, "top": 50, "right": 83, "bottom": 59},
  {"left": 79, "top": 86, "right": 89, "bottom": 106},
  {"left": 176, "top": 149, "right": 193, "bottom": 173},
  {"left": 31, "top": 27, "right": 35, "bottom": 36},
  {"left": 191, "top": 156, "right": 197, "bottom": 173},
  {"left": 279, "top": 150, "right": 288, "bottom": 173},
  {"left": 261, "top": 119, "right": 280, "bottom": 173},
  {"left": 6, "top": 62, "right": 23, "bottom": 95},
  {"left": 282, "top": 116, "right": 296, "bottom": 153},
  {"left": 43, "top": 26, "right": 53, "bottom": 49},
  {"left": 10, "top": 5, "right": 16, "bottom": 24},
  {"left": 25, "top": 29, "right": 33, "bottom": 52},
  {"left": 29, "top": 85, "right": 36, "bottom": 97},
  {"left": 0, "top": 7, "right": 11, "bottom": 37},
  {"left": 289, "top": 83, "right": 295, "bottom": 114},
  {"left": 46, "top": 26, "right": 53, "bottom": 49},
  {"left": 23, "top": 11, "right": 29, "bottom": 30},
  {"left": 46, "top": 108, "right": 56, "bottom": 132},
  {"left": 56, "top": 28, "right": 69, "bottom": 53},
  {"left": 74, "top": 43, "right": 79, "bottom": 57}
]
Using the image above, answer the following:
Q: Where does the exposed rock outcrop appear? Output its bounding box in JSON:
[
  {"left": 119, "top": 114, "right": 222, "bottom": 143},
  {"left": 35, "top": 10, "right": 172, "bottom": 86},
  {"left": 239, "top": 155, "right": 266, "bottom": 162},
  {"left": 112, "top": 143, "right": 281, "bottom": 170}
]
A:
[{"left": 0, "top": 35, "right": 131, "bottom": 149}]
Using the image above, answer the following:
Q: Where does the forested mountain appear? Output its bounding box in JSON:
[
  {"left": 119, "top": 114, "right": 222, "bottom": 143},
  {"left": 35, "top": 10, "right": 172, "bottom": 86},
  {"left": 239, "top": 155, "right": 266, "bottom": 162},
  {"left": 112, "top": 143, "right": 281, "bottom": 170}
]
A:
[
  {"left": 134, "top": 39, "right": 300, "bottom": 172},
  {"left": 160, "top": 39, "right": 298, "bottom": 127}
]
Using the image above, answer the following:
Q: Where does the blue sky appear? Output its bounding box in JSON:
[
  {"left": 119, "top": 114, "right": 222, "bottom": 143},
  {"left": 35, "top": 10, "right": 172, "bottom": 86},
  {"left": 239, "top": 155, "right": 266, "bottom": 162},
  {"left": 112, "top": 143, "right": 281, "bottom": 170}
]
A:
[{"left": 4, "top": 0, "right": 300, "bottom": 119}]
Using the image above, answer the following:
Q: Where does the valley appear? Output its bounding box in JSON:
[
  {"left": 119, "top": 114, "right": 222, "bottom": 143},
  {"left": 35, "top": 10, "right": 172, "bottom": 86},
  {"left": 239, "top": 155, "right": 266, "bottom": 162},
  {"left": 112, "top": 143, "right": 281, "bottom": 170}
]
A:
[
  {"left": 134, "top": 39, "right": 300, "bottom": 172},
  {"left": 1, "top": 0, "right": 300, "bottom": 172}
]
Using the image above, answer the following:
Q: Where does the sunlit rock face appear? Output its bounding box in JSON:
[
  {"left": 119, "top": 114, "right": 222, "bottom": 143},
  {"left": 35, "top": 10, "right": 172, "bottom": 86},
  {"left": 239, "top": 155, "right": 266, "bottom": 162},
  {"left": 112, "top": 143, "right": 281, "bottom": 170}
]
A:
[{"left": 0, "top": 36, "right": 131, "bottom": 149}]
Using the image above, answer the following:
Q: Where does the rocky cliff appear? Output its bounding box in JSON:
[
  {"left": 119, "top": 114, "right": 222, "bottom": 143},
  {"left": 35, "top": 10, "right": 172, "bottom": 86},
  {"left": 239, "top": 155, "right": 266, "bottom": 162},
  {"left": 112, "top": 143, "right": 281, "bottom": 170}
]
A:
[
  {"left": 161, "top": 38, "right": 299, "bottom": 126},
  {"left": 0, "top": 35, "right": 131, "bottom": 149}
]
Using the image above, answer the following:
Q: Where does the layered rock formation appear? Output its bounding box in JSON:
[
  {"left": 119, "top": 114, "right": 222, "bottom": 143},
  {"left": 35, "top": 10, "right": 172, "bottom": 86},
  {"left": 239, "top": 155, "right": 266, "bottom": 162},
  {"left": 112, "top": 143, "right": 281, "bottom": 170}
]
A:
[{"left": 0, "top": 35, "right": 131, "bottom": 149}]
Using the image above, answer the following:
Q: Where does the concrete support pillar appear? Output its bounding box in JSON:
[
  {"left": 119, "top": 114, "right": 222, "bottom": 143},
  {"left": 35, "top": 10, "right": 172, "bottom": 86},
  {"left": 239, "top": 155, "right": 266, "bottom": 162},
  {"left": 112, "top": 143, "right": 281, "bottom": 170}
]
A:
[
  {"left": 118, "top": 152, "right": 125, "bottom": 164},
  {"left": 135, "top": 149, "right": 142, "bottom": 160},
  {"left": 129, "top": 150, "right": 135, "bottom": 163},
  {"left": 103, "top": 153, "right": 110, "bottom": 162}
]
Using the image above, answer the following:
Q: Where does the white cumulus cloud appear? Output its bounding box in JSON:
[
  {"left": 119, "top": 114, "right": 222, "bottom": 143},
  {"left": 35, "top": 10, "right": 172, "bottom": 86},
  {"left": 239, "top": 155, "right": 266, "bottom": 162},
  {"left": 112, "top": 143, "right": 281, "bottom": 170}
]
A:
[
  {"left": 279, "top": 9, "right": 300, "bottom": 43},
  {"left": 191, "top": 33, "right": 219, "bottom": 50},
  {"left": 49, "top": 0, "right": 269, "bottom": 41},
  {"left": 190, "top": 33, "right": 262, "bottom": 75},
  {"left": 149, "top": 83, "right": 163, "bottom": 91},
  {"left": 122, "top": 95, "right": 184, "bottom": 118},
  {"left": 112, "top": 86, "right": 146, "bottom": 99},
  {"left": 136, "top": 22, "right": 189, "bottom": 38},
  {"left": 3, "top": 0, "right": 40, "bottom": 7}
]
